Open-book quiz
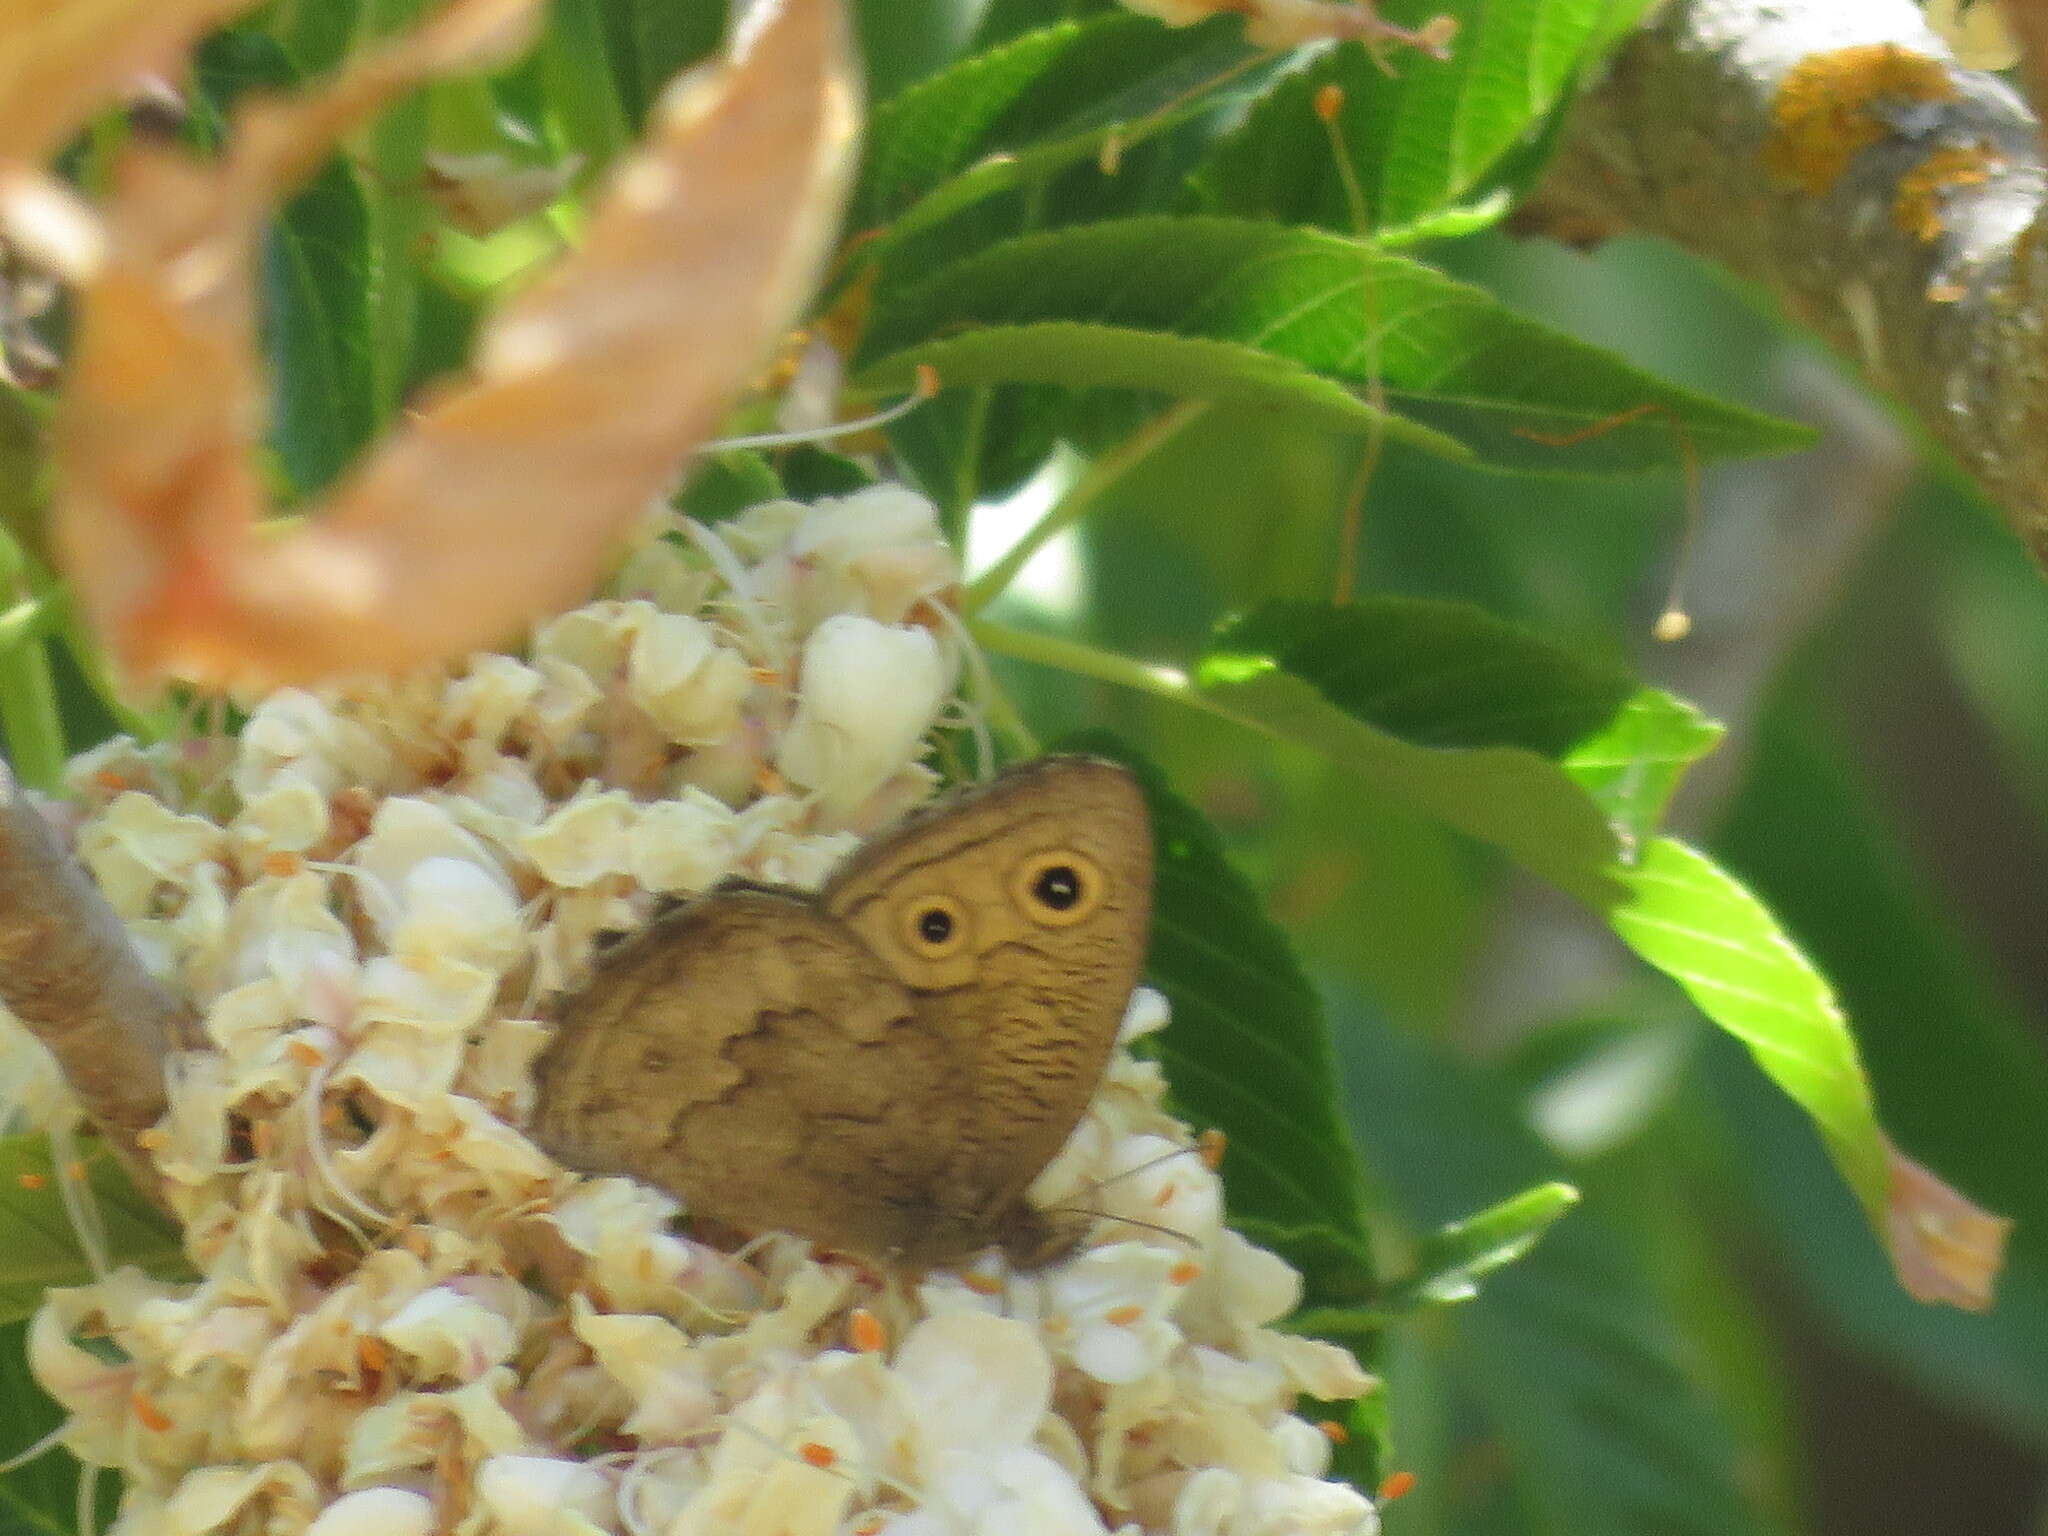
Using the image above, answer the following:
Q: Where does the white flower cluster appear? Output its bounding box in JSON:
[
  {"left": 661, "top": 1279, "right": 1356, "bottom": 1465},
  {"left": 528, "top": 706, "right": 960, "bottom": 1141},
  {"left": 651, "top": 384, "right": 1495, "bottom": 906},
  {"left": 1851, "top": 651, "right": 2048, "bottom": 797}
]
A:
[{"left": 8, "top": 487, "right": 1379, "bottom": 1536}]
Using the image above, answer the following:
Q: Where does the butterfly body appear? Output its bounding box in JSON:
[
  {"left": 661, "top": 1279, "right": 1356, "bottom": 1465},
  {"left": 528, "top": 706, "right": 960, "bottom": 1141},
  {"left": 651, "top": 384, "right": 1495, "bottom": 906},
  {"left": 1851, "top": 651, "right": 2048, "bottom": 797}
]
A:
[{"left": 531, "top": 755, "right": 1152, "bottom": 1268}]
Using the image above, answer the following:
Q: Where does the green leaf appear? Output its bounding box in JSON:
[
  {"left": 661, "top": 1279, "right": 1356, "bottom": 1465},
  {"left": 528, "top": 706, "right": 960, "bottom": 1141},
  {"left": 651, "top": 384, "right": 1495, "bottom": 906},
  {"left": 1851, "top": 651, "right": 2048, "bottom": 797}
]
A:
[
  {"left": 1194, "top": 0, "right": 1652, "bottom": 232},
  {"left": 869, "top": 322, "right": 1466, "bottom": 452},
  {"left": 582, "top": 0, "right": 724, "bottom": 129},
  {"left": 1195, "top": 598, "right": 1715, "bottom": 901},
  {"left": 1563, "top": 692, "right": 1724, "bottom": 850},
  {"left": 0, "top": 388, "right": 50, "bottom": 569},
  {"left": 1708, "top": 709, "right": 2048, "bottom": 1431},
  {"left": 857, "top": 21, "right": 1099, "bottom": 226},
  {"left": 1176, "top": 600, "right": 1900, "bottom": 1277},
  {"left": 1375, "top": 1181, "right": 1582, "bottom": 1312},
  {"left": 1055, "top": 732, "right": 1398, "bottom": 1483},
  {"left": 0, "top": 1138, "right": 187, "bottom": 1327},
  {"left": 854, "top": 0, "right": 984, "bottom": 102},
  {"left": 191, "top": 28, "right": 380, "bottom": 498},
  {"left": 860, "top": 219, "right": 1814, "bottom": 473},
  {"left": 1606, "top": 838, "right": 1890, "bottom": 1226},
  {"left": 0, "top": 1318, "right": 100, "bottom": 1536},
  {"left": 1341, "top": 997, "right": 1778, "bottom": 1536},
  {"left": 860, "top": 19, "right": 1268, "bottom": 263},
  {"left": 1056, "top": 733, "right": 1372, "bottom": 1246},
  {"left": 675, "top": 451, "right": 786, "bottom": 524},
  {"left": 266, "top": 157, "right": 380, "bottom": 497}
]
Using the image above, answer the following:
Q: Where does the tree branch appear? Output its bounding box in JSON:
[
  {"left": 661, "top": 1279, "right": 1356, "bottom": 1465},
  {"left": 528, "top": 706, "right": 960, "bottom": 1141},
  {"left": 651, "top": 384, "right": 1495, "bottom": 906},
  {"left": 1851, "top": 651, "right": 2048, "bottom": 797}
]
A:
[
  {"left": 1529, "top": 0, "right": 2048, "bottom": 570},
  {"left": 0, "top": 764, "right": 191, "bottom": 1191}
]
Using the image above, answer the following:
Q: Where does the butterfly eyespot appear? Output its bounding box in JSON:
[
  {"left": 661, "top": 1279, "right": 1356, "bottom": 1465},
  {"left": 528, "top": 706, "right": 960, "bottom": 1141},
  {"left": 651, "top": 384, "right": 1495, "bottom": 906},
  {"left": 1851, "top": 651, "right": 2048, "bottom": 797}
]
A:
[
  {"left": 898, "top": 894, "right": 970, "bottom": 959},
  {"left": 1011, "top": 849, "right": 1107, "bottom": 927}
]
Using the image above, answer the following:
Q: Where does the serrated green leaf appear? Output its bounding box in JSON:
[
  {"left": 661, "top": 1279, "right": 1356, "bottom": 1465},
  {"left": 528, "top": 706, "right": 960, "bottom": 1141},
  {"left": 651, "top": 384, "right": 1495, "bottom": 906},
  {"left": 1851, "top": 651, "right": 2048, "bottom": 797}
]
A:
[
  {"left": 1060, "top": 732, "right": 1374, "bottom": 1244},
  {"left": 860, "top": 219, "right": 1814, "bottom": 473},
  {"left": 191, "top": 28, "right": 380, "bottom": 499},
  {"left": 1607, "top": 838, "right": 1890, "bottom": 1225},
  {"left": 1054, "top": 732, "right": 1400, "bottom": 1484},
  {"left": 1193, "top": 0, "right": 1650, "bottom": 232},
  {"left": 861, "top": 19, "right": 1270, "bottom": 263},
  {"left": 857, "top": 22, "right": 1097, "bottom": 226},
  {"left": 0, "top": 1138, "right": 186, "bottom": 1327},
  {"left": 1177, "top": 599, "right": 1904, "bottom": 1289},
  {"left": 1195, "top": 599, "right": 1719, "bottom": 902},
  {"left": 869, "top": 322, "right": 1466, "bottom": 452}
]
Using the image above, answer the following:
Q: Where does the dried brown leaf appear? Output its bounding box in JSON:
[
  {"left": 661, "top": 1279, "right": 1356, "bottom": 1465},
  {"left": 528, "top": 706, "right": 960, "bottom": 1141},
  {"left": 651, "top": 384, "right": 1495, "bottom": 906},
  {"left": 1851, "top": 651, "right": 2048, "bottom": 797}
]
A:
[
  {"left": 1884, "top": 1137, "right": 2013, "bottom": 1311},
  {"left": 0, "top": 0, "right": 259, "bottom": 166},
  {"left": 57, "top": 0, "right": 858, "bottom": 691}
]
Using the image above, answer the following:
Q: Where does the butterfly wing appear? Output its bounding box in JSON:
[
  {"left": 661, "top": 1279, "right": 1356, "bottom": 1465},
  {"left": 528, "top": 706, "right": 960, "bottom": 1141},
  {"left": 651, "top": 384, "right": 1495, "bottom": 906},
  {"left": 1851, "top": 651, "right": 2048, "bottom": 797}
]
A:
[
  {"left": 532, "top": 888, "right": 982, "bottom": 1260},
  {"left": 823, "top": 756, "right": 1153, "bottom": 1254}
]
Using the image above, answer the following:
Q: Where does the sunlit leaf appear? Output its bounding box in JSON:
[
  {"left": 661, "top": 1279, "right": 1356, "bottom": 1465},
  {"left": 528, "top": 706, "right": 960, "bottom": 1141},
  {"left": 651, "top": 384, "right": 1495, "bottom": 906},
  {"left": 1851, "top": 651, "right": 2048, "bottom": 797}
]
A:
[
  {"left": 1608, "top": 837, "right": 2009, "bottom": 1311},
  {"left": 860, "top": 219, "right": 1814, "bottom": 473}
]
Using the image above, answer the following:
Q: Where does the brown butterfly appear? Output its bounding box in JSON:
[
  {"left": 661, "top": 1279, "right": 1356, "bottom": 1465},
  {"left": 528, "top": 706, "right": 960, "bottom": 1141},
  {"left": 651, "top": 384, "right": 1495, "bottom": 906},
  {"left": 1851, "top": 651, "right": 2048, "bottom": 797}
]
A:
[{"left": 530, "top": 755, "right": 1152, "bottom": 1269}]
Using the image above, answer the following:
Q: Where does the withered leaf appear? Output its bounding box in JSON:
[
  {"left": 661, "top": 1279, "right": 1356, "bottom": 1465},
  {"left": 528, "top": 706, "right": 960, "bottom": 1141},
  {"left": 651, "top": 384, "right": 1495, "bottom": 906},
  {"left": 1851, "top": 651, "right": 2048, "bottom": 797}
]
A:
[
  {"left": 56, "top": 0, "right": 858, "bottom": 691},
  {"left": 1884, "top": 1136, "right": 2013, "bottom": 1312}
]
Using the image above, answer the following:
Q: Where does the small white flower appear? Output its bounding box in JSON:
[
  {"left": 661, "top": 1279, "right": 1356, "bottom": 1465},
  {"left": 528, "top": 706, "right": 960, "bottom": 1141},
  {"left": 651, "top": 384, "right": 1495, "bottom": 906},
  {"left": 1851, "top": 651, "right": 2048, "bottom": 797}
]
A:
[
  {"left": 776, "top": 615, "right": 947, "bottom": 825},
  {"left": 76, "top": 793, "right": 224, "bottom": 917},
  {"left": 477, "top": 1456, "right": 615, "bottom": 1536},
  {"left": 378, "top": 1285, "right": 519, "bottom": 1383},
  {"left": 1039, "top": 1243, "right": 1184, "bottom": 1384},
  {"left": 628, "top": 611, "right": 752, "bottom": 745},
  {"left": 630, "top": 790, "right": 740, "bottom": 893},
  {"left": 305, "top": 1487, "right": 435, "bottom": 1536}
]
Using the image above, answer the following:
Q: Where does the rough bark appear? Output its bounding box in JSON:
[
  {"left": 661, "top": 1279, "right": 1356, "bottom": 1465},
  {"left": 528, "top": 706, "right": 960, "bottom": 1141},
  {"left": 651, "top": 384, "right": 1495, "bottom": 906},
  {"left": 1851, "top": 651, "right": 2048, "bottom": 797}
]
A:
[
  {"left": 0, "top": 764, "right": 191, "bottom": 1191},
  {"left": 1530, "top": 0, "right": 2048, "bottom": 570}
]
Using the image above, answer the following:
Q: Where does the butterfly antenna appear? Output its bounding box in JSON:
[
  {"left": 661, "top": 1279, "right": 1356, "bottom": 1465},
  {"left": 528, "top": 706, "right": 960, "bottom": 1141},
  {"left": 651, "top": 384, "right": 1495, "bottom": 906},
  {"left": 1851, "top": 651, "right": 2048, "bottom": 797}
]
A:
[
  {"left": 704, "top": 365, "right": 938, "bottom": 454},
  {"left": 1044, "top": 1204, "right": 1200, "bottom": 1250}
]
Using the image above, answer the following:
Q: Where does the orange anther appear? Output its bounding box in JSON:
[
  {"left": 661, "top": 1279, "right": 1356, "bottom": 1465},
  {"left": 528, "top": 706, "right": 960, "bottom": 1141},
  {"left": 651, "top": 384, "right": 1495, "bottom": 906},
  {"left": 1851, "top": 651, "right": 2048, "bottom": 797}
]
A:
[
  {"left": 798, "top": 1441, "right": 837, "bottom": 1469},
  {"left": 1378, "top": 1471, "right": 1417, "bottom": 1503},
  {"left": 1104, "top": 1304, "right": 1144, "bottom": 1326},
  {"left": 288, "top": 1038, "right": 326, "bottom": 1068},
  {"left": 17, "top": 1172, "right": 44, "bottom": 1190},
  {"left": 847, "top": 1308, "right": 887, "bottom": 1354},
  {"left": 1315, "top": 83, "right": 1347, "bottom": 122},
  {"left": 1318, "top": 1418, "right": 1350, "bottom": 1444},
  {"left": 962, "top": 1270, "right": 1005, "bottom": 1297},
  {"left": 131, "top": 1391, "right": 173, "bottom": 1433},
  {"left": 263, "top": 851, "right": 304, "bottom": 878},
  {"left": 1197, "top": 1128, "right": 1226, "bottom": 1170},
  {"left": 1168, "top": 1260, "right": 1203, "bottom": 1286}
]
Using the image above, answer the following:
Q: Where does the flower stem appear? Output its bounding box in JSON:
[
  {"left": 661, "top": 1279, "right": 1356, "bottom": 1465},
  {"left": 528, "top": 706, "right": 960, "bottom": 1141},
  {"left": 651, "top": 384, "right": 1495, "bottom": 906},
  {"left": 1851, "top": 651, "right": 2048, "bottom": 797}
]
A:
[
  {"left": 971, "top": 618, "right": 1268, "bottom": 740},
  {"left": 963, "top": 402, "right": 1210, "bottom": 616}
]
